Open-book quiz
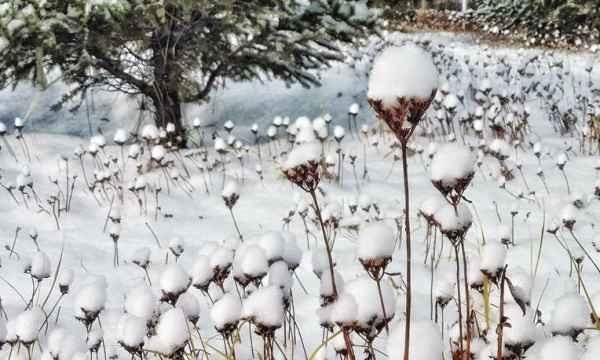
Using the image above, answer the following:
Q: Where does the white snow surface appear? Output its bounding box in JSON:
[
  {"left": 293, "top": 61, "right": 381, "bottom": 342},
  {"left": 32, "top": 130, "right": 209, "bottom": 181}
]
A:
[{"left": 388, "top": 320, "right": 443, "bottom": 360}]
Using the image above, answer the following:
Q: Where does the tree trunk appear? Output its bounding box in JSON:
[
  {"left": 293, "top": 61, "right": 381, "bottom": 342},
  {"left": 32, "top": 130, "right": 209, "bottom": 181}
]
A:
[{"left": 152, "top": 89, "right": 186, "bottom": 148}]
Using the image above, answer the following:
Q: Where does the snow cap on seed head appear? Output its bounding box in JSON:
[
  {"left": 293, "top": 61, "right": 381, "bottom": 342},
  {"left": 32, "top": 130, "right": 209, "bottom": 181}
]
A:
[
  {"left": 433, "top": 203, "right": 472, "bottom": 241},
  {"left": 430, "top": 143, "right": 476, "bottom": 199},
  {"left": 368, "top": 44, "right": 438, "bottom": 107},
  {"left": 550, "top": 293, "right": 590, "bottom": 338},
  {"left": 357, "top": 222, "right": 395, "bottom": 263}
]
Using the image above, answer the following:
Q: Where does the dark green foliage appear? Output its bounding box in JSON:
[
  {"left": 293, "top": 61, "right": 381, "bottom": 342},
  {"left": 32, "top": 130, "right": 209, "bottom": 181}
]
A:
[
  {"left": 472, "top": 0, "right": 600, "bottom": 42},
  {"left": 0, "top": 1, "right": 379, "bottom": 140}
]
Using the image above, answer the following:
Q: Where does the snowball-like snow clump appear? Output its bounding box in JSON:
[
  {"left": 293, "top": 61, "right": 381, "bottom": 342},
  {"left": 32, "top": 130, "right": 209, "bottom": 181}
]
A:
[
  {"left": 368, "top": 44, "right": 438, "bottom": 107},
  {"left": 222, "top": 180, "right": 239, "bottom": 198},
  {"left": 145, "top": 308, "right": 188, "bottom": 356},
  {"left": 160, "top": 264, "right": 191, "bottom": 296},
  {"left": 479, "top": 241, "right": 507, "bottom": 276},
  {"left": 125, "top": 285, "right": 157, "bottom": 321},
  {"left": 16, "top": 307, "right": 45, "bottom": 344},
  {"left": 430, "top": 143, "right": 476, "bottom": 187},
  {"left": 114, "top": 129, "right": 128, "bottom": 144},
  {"left": 503, "top": 304, "right": 536, "bottom": 347},
  {"left": 387, "top": 320, "right": 443, "bottom": 360},
  {"left": 284, "top": 142, "right": 321, "bottom": 170},
  {"left": 74, "top": 281, "right": 106, "bottom": 318},
  {"left": 259, "top": 231, "right": 285, "bottom": 263},
  {"left": 550, "top": 293, "right": 590, "bottom": 336},
  {"left": 210, "top": 293, "right": 242, "bottom": 331},
  {"left": 333, "top": 125, "right": 346, "bottom": 140},
  {"left": 118, "top": 314, "right": 146, "bottom": 348},
  {"left": 242, "top": 286, "right": 284, "bottom": 328},
  {"left": 330, "top": 293, "right": 358, "bottom": 327},
  {"left": 358, "top": 222, "right": 395, "bottom": 261},
  {"left": 433, "top": 203, "right": 472, "bottom": 234},
  {"left": 343, "top": 276, "right": 395, "bottom": 326}
]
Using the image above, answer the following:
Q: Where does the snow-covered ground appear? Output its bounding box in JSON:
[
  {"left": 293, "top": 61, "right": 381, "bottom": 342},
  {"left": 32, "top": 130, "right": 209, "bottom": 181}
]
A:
[{"left": 1, "top": 32, "right": 600, "bottom": 360}]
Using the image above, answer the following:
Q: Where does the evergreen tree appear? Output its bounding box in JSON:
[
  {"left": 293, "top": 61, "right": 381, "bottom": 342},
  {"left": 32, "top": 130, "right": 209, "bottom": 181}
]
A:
[{"left": 0, "top": 0, "right": 378, "bottom": 145}]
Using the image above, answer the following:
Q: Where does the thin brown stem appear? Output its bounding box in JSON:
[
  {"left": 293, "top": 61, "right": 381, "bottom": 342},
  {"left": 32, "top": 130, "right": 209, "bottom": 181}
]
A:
[{"left": 401, "top": 140, "right": 412, "bottom": 360}]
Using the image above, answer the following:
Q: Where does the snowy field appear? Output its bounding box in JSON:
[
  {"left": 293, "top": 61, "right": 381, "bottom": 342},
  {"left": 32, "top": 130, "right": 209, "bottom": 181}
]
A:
[{"left": 1, "top": 32, "right": 600, "bottom": 360}]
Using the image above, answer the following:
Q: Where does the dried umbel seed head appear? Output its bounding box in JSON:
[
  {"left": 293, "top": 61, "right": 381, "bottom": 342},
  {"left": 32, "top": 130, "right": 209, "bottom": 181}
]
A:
[
  {"left": 222, "top": 192, "right": 239, "bottom": 209},
  {"left": 368, "top": 95, "right": 436, "bottom": 141},
  {"left": 284, "top": 160, "right": 320, "bottom": 192}
]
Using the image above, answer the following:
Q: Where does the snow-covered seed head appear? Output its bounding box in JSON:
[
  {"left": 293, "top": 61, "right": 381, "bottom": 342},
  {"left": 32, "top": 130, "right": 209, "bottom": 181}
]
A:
[
  {"left": 175, "top": 291, "right": 200, "bottom": 324},
  {"left": 343, "top": 276, "right": 395, "bottom": 338},
  {"left": 561, "top": 204, "right": 578, "bottom": 231},
  {"left": 367, "top": 44, "right": 438, "bottom": 141},
  {"left": 333, "top": 125, "right": 345, "bottom": 142},
  {"left": 357, "top": 223, "right": 395, "bottom": 276},
  {"left": 28, "top": 227, "right": 38, "bottom": 240},
  {"left": 74, "top": 280, "right": 107, "bottom": 327},
  {"left": 58, "top": 268, "right": 74, "bottom": 295},
  {"left": 222, "top": 181, "right": 240, "bottom": 209},
  {"left": 479, "top": 241, "right": 507, "bottom": 283},
  {"left": 109, "top": 222, "right": 121, "bottom": 242},
  {"left": 433, "top": 203, "right": 473, "bottom": 243},
  {"left": 550, "top": 293, "right": 590, "bottom": 339},
  {"left": 242, "top": 286, "right": 285, "bottom": 336},
  {"left": 211, "top": 293, "right": 241, "bottom": 336},
  {"left": 86, "top": 329, "right": 103, "bottom": 353},
  {"left": 556, "top": 152, "right": 568, "bottom": 170},
  {"left": 223, "top": 120, "right": 235, "bottom": 133},
  {"left": 433, "top": 274, "right": 454, "bottom": 308},
  {"left": 282, "top": 142, "right": 321, "bottom": 192},
  {"left": 117, "top": 314, "right": 146, "bottom": 355},
  {"left": 419, "top": 194, "right": 445, "bottom": 225},
  {"left": 159, "top": 264, "right": 191, "bottom": 305},
  {"left": 430, "top": 143, "right": 476, "bottom": 205},
  {"left": 113, "top": 128, "right": 128, "bottom": 145},
  {"left": 168, "top": 237, "right": 185, "bottom": 258},
  {"left": 151, "top": 145, "right": 167, "bottom": 164},
  {"left": 210, "top": 247, "right": 234, "bottom": 289},
  {"left": 145, "top": 308, "right": 189, "bottom": 357},
  {"left": 130, "top": 247, "right": 151, "bottom": 270},
  {"left": 30, "top": 251, "right": 51, "bottom": 281},
  {"left": 14, "top": 117, "right": 24, "bottom": 130},
  {"left": 233, "top": 244, "right": 268, "bottom": 288},
  {"left": 16, "top": 307, "right": 44, "bottom": 345}
]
